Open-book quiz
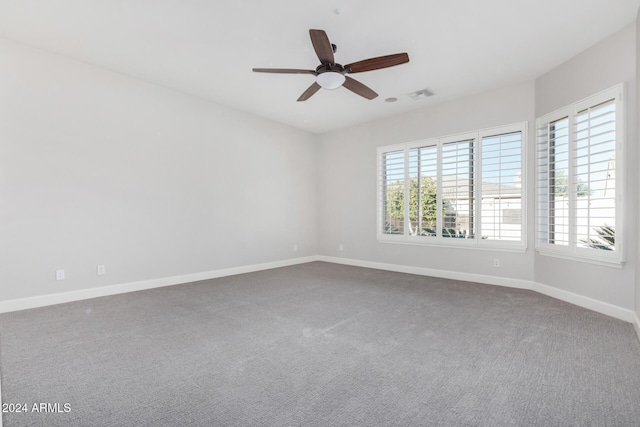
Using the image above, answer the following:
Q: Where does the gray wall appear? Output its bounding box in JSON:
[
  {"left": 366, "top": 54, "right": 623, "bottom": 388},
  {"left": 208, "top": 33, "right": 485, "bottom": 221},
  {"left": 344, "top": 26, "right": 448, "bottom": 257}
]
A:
[
  {"left": 317, "top": 82, "right": 536, "bottom": 282},
  {"left": 534, "top": 24, "right": 637, "bottom": 309},
  {"left": 0, "top": 38, "right": 319, "bottom": 301}
]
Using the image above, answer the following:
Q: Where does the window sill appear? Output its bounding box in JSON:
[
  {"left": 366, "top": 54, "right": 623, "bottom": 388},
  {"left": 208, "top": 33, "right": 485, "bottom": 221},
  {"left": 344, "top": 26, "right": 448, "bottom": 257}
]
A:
[
  {"left": 378, "top": 237, "right": 527, "bottom": 253},
  {"left": 536, "top": 247, "right": 624, "bottom": 269}
]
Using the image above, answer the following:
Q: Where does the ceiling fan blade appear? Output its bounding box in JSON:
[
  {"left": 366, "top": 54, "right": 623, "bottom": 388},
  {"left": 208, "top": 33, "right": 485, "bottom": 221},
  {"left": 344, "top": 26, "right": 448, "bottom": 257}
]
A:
[
  {"left": 252, "top": 68, "right": 317, "bottom": 75},
  {"left": 345, "top": 53, "right": 409, "bottom": 73},
  {"left": 309, "top": 29, "right": 335, "bottom": 65},
  {"left": 297, "top": 82, "right": 322, "bottom": 102},
  {"left": 342, "top": 76, "right": 378, "bottom": 100}
]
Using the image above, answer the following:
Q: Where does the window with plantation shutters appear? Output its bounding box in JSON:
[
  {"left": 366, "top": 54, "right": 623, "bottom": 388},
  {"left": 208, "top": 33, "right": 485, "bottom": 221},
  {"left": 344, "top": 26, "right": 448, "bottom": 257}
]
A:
[
  {"left": 535, "top": 84, "right": 624, "bottom": 266},
  {"left": 380, "top": 149, "right": 405, "bottom": 235},
  {"left": 441, "top": 138, "right": 475, "bottom": 239},
  {"left": 537, "top": 117, "right": 570, "bottom": 246},
  {"left": 480, "top": 127, "right": 524, "bottom": 242},
  {"left": 377, "top": 122, "right": 526, "bottom": 250},
  {"left": 408, "top": 144, "right": 438, "bottom": 237},
  {"left": 574, "top": 100, "right": 616, "bottom": 250}
]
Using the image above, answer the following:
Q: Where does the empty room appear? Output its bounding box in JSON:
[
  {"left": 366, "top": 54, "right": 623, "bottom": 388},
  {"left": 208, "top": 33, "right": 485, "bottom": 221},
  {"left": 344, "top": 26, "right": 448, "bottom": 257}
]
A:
[{"left": 1, "top": 1, "right": 640, "bottom": 426}]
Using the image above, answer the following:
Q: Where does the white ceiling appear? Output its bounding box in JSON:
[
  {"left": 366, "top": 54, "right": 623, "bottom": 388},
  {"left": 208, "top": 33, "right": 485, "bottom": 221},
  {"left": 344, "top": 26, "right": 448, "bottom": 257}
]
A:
[{"left": 0, "top": 0, "right": 638, "bottom": 134}]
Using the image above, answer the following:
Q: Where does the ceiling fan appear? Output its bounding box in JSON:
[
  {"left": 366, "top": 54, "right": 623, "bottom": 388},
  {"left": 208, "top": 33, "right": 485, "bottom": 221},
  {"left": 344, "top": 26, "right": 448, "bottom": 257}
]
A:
[{"left": 252, "top": 29, "right": 409, "bottom": 102}]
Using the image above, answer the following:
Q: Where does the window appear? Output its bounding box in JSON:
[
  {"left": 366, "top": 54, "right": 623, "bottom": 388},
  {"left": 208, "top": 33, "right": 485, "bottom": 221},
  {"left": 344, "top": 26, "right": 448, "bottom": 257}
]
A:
[
  {"left": 441, "top": 138, "right": 475, "bottom": 238},
  {"left": 536, "top": 84, "right": 624, "bottom": 266},
  {"left": 480, "top": 130, "right": 524, "bottom": 242},
  {"left": 377, "top": 122, "right": 526, "bottom": 250}
]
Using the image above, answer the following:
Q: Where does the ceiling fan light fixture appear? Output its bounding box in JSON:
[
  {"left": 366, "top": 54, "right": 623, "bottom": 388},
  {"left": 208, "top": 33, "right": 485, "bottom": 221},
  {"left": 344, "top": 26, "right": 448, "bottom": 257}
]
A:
[{"left": 316, "top": 72, "right": 346, "bottom": 90}]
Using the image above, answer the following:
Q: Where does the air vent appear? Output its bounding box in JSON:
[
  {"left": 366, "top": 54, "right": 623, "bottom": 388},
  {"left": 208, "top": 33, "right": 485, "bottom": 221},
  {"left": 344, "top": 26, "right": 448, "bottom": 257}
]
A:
[{"left": 408, "top": 89, "right": 434, "bottom": 100}]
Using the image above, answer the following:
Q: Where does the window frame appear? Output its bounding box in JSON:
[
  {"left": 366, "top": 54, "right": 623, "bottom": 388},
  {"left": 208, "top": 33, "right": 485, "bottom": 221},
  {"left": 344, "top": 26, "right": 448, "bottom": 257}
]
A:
[
  {"left": 377, "top": 122, "right": 527, "bottom": 252},
  {"left": 535, "top": 83, "right": 625, "bottom": 267}
]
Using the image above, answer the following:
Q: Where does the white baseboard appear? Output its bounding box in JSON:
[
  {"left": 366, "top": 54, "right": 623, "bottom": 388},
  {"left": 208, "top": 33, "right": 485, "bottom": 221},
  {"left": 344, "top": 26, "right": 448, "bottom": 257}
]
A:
[
  {"left": 634, "top": 312, "right": 640, "bottom": 342},
  {"left": 318, "top": 256, "right": 636, "bottom": 325},
  {"left": 318, "top": 256, "right": 534, "bottom": 290},
  {"left": 532, "top": 282, "right": 634, "bottom": 323},
  {"left": 0, "top": 256, "right": 319, "bottom": 314}
]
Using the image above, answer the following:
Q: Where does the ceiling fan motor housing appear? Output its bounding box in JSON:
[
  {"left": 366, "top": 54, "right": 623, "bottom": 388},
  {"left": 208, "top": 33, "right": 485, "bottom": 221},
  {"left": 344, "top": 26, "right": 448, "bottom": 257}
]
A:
[{"left": 315, "top": 63, "right": 347, "bottom": 74}]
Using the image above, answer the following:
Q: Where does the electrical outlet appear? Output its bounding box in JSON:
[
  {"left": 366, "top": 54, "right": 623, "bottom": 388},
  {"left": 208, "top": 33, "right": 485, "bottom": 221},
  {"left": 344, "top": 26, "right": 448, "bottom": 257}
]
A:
[
  {"left": 293, "top": 244, "right": 298, "bottom": 252},
  {"left": 493, "top": 258, "right": 500, "bottom": 268},
  {"left": 339, "top": 244, "right": 344, "bottom": 251},
  {"left": 97, "top": 265, "right": 106, "bottom": 276},
  {"left": 55, "top": 269, "right": 65, "bottom": 280}
]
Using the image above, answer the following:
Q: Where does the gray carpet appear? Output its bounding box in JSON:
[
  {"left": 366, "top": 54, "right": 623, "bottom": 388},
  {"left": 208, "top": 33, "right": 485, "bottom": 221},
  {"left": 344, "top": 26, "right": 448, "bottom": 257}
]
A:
[{"left": 1, "top": 261, "right": 639, "bottom": 426}]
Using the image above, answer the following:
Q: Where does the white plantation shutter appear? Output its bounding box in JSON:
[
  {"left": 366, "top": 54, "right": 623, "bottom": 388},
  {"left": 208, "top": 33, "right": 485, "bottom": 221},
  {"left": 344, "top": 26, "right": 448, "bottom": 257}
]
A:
[
  {"left": 480, "top": 130, "right": 523, "bottom": 242},
  {"left": 379, "top": 148, "right": 405, "bottom": 235},
  {"left": 441, "top": 139, "right": 475, "bottom": 238},
  {"left": 536, "top": 122, "right": 549, "bottom": 245},
  {"left": 408, "top": 147, "right": 419, "bottom": 236},
  {"left": 409, "top": 145, "right": 438, "bottom": 236},
  {"left": 574, "top": 100, "right": 616, "bottom": 250},
  {"left": 535, "top": 84, "right": 623, "bottom": 266},
  {"left": 547, "top": 117, "right": 570, "bottom": 246}
]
